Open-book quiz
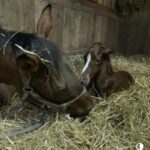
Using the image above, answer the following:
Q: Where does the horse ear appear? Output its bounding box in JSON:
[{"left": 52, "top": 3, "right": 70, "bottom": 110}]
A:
[
  {"left": 15, "top": 44, "right": 40, "bottom": 73},
  {"left": 36, "top": 4, "right": 52, "bottom": 39}
]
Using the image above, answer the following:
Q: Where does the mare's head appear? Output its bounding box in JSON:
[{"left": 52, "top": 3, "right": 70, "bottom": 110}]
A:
[
  {"left": 0, "top": 34, "right": 93, "bottom": 118},
  {"left": 13, "top": 44, "right": 93, "bottom": 118},
  {"left": 81, "top": 42, "right": 112, "bottom": 87},
  {"left": 0, "top": 4, "right": 93, "bottom": 118}
]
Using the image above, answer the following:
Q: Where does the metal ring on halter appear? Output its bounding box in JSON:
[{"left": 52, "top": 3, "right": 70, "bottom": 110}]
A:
[{"left": 23, "top": 86, "right": 33, "bottom": 94}]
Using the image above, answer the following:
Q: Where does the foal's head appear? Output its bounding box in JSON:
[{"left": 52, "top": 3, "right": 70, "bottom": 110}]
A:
[{"left": 81, "top": 42, "right": 112, "bottom": 87}]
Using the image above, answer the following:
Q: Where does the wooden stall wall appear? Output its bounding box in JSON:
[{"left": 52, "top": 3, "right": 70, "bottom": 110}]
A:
[
  {"left": 118, "top": 0, "right": 150, "bottom": 55},
  {"left": 0, "top": 0, "right": 119, "bottom": 54},
  {"left": 0, "top": 0, "right": 35, "bottom": 33},
  {"left": 88, "top": 0, "right": 116, "bottom": 8},
  {"left": 35, "top": 0, "right": 119, "bottom": 54}
]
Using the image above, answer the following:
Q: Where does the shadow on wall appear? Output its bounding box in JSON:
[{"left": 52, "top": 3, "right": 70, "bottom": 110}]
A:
[
  {"left": 118, "top": 0, "right": 150, "bottom": 55},
  {"left": 116, "top": 0, "right": 145, "bottom": 16}
]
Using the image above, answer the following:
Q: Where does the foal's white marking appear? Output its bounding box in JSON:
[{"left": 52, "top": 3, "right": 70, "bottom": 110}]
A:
[{"left": 81, "top": 54, "right": 91, "bottom": 74}]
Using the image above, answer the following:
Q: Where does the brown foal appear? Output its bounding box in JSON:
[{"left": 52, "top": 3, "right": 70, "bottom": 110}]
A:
[{"left": 81, "top": 42, "right": 134, "bottom": 97}]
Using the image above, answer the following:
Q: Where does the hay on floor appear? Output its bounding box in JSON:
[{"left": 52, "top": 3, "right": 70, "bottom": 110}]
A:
[{"left": 0, "top": 55, "right": 150, "bottom": 150}]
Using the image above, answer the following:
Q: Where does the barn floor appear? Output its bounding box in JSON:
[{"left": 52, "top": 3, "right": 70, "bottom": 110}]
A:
[{"left": 0, "top": 54, "right": 150, "bottom": 150}]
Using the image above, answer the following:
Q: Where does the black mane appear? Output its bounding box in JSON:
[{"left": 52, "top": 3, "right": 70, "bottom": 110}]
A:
[{"left": 0, "top": 28, "right": 62, "bottom": 69}]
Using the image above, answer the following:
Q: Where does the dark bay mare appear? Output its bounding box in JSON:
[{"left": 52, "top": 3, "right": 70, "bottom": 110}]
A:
[
  {"left": 0, "top": 28, "right": 93, "bottom": 117},
  {"left": 0, "top": 4, "right": 93, "bottom": 139},
  {"left": 0, "top": 83, "right": 15, "bottom": 106},
  {"left": 0, "top": 28, "right": 93, "bottom": 139},
  {"left": 81, "top": 42, "right": 134, "bottom": 97},
  {"left": 0, "top": 4, "right": 53, "bottom": 106}
]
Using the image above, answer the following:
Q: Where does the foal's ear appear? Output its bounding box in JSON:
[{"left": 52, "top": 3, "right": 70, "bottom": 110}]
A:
[
  {"left": 37, "top": 4, "right": 52, "bottom": 39},
  {"left": 15, "top": 44, "right": 40, "bottom": 73}
]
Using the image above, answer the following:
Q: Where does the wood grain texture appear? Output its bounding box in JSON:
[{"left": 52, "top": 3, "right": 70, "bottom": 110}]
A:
[{"left": 1, "top": 0, "right": 149, "bottom": 55}]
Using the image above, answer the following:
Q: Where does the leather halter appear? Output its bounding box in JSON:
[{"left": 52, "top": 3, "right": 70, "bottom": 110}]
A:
[
  {"left": 1, "top": 39, "right": 87, "bottom": 111},
  {"left": 21, "top": 71, "right": 87, "bottom": 111},
  {"left": 92, "top": 82, "right": 101, "bottom": 97}
]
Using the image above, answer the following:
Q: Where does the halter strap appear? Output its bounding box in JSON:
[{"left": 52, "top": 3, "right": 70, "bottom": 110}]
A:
[
  {"left": 93, "top": 82, "right": 101, "bottom": 97},
  {"left": 16, "top": 45, "right": 87, "bottom": 111},
  {"left": 22, "top": 85, "right": 86, "bottom": 111}
]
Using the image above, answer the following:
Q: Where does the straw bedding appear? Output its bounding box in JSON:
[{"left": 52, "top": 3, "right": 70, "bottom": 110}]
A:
[{"left": 0, "top": 54, "right": 149, "bottom": 150}]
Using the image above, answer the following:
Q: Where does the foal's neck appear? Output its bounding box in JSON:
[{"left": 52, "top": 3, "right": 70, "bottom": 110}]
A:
[{"left": 96, "top": 55, "right": 113, "bottom": 83}]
